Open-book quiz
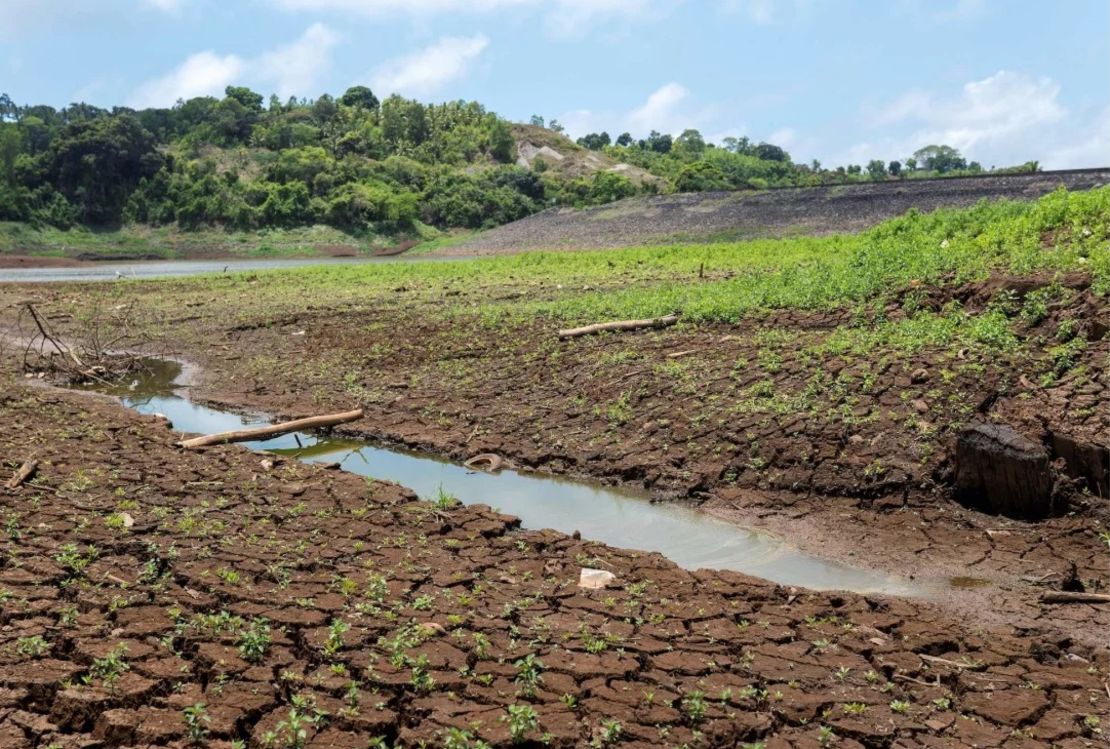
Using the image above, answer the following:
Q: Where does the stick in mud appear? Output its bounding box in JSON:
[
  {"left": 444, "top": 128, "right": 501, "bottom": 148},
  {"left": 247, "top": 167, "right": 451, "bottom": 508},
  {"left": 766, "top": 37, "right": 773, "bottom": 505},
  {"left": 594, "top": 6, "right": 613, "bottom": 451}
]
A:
[
  {"left": 1040, "top": 591, "right": 1110, "bottom": 604},
  {"left": 177, "top": 409, "right": 365, "bottom": 449},
  {"left": 558, "top": 313, "right": 680, "bottom": 339}
]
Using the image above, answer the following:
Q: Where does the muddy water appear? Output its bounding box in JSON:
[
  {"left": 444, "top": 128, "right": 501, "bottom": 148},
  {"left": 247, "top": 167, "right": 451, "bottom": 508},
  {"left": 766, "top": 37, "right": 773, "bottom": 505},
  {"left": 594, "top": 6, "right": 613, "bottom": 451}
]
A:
[{"left": 98, "top": 359, "right": 930, "bottom": 597}]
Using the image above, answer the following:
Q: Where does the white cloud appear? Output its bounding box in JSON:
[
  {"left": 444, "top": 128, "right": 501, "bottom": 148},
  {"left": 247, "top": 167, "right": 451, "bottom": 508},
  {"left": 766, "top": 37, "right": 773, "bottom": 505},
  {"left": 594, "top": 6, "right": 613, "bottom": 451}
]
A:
[
  {"left": 128, "top": 24, "right": 340, "bottom": 107},
  {"left": 140, "top": 0, "right": 187, "bottom": 13},
  {"left": 542, "top": 0, "right": 652, "bottom": 37},
  {"left": 271, "top": 0, "right": 654, "bottom": 37},
  {"left": 839, "top": 70, "right": 1074, "bottom": 168},
  {"left": 718, "top": 0, "right": 820, "bottom": 24},
  {"left": 369, "top": 34, "right": 489, "bottom": 98},
  {"left": 129, "top": 51, "right": 246, "bottom": 108},
  {"left": 271, "top": 0, "right": 527, "bottom": 12},
  {"left": 1042, "top": 106, "right": 1110, "bottom": 169},
  {"left": 257, "top": 22, "right": 341, "bottom": 98},
  {"left": 627, "top": 82, "right": 694, "bottom": 134},
  {"left": 560, "top": 82, "right": 723, "bottom": 141}
]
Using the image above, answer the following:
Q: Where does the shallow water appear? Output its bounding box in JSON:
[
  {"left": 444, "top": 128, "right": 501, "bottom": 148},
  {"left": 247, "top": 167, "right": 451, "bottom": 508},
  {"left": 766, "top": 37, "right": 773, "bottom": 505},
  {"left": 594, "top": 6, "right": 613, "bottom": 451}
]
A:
[
  {"left": 100, "top": 359, "right": 930, "bottom": 596},
  {"left": 0, "top": 256, "right": 423, "bottom": 284}
]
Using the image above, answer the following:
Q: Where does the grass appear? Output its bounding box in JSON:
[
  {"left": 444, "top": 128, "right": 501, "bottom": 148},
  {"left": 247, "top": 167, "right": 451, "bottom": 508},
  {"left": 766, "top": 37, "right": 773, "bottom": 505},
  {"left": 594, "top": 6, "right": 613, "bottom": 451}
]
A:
[{"left": 84, "top": 186, "right": 1108, "bottom": 331}]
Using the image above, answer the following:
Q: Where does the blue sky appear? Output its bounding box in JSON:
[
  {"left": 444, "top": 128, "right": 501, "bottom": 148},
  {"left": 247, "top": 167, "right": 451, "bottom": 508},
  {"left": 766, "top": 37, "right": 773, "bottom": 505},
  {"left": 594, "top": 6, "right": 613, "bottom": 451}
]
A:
[{"left": 2, "top": 0, "right": 1107, "bottom": 168}]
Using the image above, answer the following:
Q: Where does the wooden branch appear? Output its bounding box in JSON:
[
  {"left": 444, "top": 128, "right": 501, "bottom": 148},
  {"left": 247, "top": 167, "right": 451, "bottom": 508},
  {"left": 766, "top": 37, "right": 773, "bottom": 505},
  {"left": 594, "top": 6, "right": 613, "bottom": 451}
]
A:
[
  {"left": 6, "top": 459, "right": 38, "bottom": 489},
  {"left": 558, "top": 314, "right": 679, "bottom": 339},
  {"left": 1041, "top": 591, "right": 1110, "bottom": 604},
  {"left": 177, "top": 409, "right": 365, "bottom": 449}
]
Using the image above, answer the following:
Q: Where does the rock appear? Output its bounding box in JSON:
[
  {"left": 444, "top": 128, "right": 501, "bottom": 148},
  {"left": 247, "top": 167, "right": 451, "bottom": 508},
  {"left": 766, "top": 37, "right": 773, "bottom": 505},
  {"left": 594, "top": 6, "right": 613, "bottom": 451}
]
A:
[
  {"left": 120, "top": 512, "right": 134, "bottom": 528},
  {"left": 955, "top": 422, "right": 1055, "bottom": 519},
  {"left": 578, "top": 568, "right": 616, "bottom": 590},
  {"left": 912, "top": 398, "right": 929, "bottom": 414},
  {"left": 910, "top": 368, "right": 930, "bottom": 383}
]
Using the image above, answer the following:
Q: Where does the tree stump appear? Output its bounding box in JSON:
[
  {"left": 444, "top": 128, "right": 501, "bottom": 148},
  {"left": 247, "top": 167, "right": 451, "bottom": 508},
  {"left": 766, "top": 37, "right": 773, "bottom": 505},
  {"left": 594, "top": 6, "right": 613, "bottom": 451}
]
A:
[{"left": 954, "top": 423, "right": 1054, "bottom": 519}]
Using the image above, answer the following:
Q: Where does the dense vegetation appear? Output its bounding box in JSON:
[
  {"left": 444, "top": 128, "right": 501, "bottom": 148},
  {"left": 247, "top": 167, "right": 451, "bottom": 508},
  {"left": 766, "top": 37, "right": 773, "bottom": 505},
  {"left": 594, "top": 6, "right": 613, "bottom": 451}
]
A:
[{"left": 0, "top": 88, "right": 1041, "bottom": 240}]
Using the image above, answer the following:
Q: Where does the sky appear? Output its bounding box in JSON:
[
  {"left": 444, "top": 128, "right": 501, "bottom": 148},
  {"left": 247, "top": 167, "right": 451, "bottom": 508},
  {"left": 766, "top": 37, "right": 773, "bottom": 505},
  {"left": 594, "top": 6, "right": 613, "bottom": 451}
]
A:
[{"left": 2, "top": 0, "right": 1107, "bottom": 169}]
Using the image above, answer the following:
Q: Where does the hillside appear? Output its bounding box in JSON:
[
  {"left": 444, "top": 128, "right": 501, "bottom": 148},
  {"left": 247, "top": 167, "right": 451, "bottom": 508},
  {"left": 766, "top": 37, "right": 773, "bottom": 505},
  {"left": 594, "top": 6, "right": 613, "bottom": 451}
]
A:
[
  {"left": 445, "top": 168, "right": 1110, "bottom": 255},
  {"left": 510, "top": 123, "right": 663, "bottom": 187}
]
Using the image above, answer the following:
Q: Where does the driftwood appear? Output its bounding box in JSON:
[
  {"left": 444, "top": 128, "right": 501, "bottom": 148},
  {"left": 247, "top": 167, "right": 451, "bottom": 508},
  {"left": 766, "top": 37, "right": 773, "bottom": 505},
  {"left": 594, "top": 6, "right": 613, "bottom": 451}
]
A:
[
  {"left": 1040, "top": 591, "right": 1110, "bottom": 604},
  {"left": 6, "top": 459, "right": 38, "bottom": 489},
  {"left": 178, "top": 409, "right": 365, "bottom": 449},
  {"left": 558, "top": 314, "right": 679, "bottom": 339}
]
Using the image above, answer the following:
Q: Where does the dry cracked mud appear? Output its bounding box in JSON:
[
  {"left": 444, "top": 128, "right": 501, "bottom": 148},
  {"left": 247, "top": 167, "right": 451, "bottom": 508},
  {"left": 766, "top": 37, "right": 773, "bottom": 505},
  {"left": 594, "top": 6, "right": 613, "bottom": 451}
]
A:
[{"left": 1, "top": 386, "right": 1108, "bottom": 748}]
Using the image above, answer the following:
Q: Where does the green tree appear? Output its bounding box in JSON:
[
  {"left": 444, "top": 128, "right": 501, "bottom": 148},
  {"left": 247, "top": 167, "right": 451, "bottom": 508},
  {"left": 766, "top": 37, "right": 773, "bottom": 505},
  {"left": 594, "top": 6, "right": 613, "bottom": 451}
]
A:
[
  {"left": 224, "top": 86, "right": 264, "bottom": 113},
  {"left": 577, "top": 132, "right": 611, "bottom": 150},
  {"left": 675, "top": 161, "right": 731, "bottom": 192},
  {"left": 912, "top": 144, "right": 967, "bottom": 174},
  {"left": 753, "top": 142, "right": 789, "bottom": 163},
  {"left": 866, "top": 159, "right": 887, "bottom": 180},
  {"left": 26, "top": 114, "right": 162, "bottom": 224},
  {"left": 673, "top": 129, "right": 707, "bottom": 160},
  {"left": 339, "top": 85, "right": 379, "bottom": 111}
]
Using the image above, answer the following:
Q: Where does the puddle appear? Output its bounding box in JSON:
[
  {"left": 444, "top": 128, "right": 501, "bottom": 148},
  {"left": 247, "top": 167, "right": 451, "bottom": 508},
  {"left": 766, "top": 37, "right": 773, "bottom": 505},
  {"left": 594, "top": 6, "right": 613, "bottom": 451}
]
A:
[
  {"left": 94, "top": 359, "right": 930, "bottom": 597},
  {"left": 948, "top": 576, "right": 992, "bottom": 589}
]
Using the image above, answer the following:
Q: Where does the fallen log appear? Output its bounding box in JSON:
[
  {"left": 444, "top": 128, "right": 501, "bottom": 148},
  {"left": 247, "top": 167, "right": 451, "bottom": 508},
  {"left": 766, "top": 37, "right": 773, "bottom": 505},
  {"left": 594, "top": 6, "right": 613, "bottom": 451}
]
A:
[
  {"left": 6, "top": 459, "right": 38, "bottom": 489},
  {"left": 178, "top": 409, "right": 364, "bottom": 449},
  {"left": 558, "top": 314, "right": 679, "bottom": 339},
  {"left": 1040, "top": 591, "right": 1110, "bottom": 604}
]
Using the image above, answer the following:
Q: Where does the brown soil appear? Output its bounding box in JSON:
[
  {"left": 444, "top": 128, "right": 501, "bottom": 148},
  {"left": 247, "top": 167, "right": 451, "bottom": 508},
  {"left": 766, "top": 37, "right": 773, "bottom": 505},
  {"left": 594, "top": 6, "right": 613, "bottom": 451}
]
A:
[
  {"left": 65, "top": 274, "right": 1097, "bottom": 642},
  {"left": 1, "top": 384, "right": 1107, "bottom": 748},
  {"left": 3, "top": 268, "right": 1106, "bottom": 647}
]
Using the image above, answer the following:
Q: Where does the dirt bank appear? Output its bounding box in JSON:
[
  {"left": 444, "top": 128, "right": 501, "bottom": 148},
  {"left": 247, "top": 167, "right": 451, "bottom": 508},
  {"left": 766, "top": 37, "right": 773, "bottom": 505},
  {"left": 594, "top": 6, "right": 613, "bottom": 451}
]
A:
[
  {"left": 450, "top": 169, "right": 1110, "bottom": 255},
  {"left": 1, "top": 384, "right": 1107, "bottom": 748}
]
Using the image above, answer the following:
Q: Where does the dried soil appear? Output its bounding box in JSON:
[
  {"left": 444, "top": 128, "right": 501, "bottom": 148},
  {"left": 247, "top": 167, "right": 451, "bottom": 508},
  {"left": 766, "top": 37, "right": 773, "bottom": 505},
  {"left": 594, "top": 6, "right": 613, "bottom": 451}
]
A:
[{"left": 1, "top": 385, "right": 1107, "bottom": 748}]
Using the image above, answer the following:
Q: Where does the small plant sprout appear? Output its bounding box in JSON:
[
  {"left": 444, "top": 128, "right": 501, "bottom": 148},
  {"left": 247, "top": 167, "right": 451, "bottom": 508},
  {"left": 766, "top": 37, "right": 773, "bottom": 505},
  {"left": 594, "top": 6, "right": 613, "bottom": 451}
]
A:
[
  {"left": 324, "top": 618, "right": 349, "bottom": 655},
  {"left": 85, "top": 643, "right": 130, "bottom": 688},
  {"left": 514, "top": 653, "right": 544, "bottom": 697},
  {"left": 503, "top": 704, "right": 539, "bottom": 744},
  {"left": 597, "top": 719, "right": 623, "bottom": 745},
  {"left": 238, "top": 618, "right": 272, "bottom": 663},
  {"left": 433, "top": 485, "right": 459, "bottom": 510},
  {"left": 183, "top": 703, "right": 211, "bottom": 744},
  {"left": 682, "top": 690, "right": 707, "bottom": 725}
]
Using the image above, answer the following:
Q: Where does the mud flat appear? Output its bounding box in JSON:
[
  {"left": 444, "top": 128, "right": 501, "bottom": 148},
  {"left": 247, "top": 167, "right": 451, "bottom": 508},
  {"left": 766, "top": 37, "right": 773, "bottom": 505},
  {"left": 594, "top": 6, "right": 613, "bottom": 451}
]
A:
[{"left": 1, "top": 383, "right": 1108, "bottom": 748}]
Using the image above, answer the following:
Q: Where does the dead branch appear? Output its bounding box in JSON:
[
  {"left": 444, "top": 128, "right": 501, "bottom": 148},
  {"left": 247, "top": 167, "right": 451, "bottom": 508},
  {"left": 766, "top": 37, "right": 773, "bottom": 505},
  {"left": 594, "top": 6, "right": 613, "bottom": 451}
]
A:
[
  {"left": 15, "top": 301, "right": 160, "bottom": 385},
  {"left": 178, "top": 409, "right": 366, "bottom": 449},
  {"left": 6, "top": 459, "right": 38, "bottom": 489},
  {"left": 1040, "top": 591, "right": 1110, "bottom": 604},
  {"left": 558, "top": 314, "right": 680, "bottom": 339}
]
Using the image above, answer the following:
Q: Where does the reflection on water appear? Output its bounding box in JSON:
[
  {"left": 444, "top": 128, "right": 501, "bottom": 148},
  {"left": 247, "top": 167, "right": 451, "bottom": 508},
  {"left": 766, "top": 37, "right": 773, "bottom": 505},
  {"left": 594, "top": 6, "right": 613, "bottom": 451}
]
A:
[{"left": 98, "top": 359, "right": 928, "bottom": 596}]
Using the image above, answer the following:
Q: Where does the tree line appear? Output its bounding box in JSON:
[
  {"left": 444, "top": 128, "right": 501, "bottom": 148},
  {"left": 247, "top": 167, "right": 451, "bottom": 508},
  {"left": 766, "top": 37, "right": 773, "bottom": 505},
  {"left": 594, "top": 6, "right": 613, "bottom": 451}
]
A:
[
  {"left": 0, "top": 86, "right": 1038, "bottom": 236},
  {"left": 568, "top": 127, "right": 1038, "bottom": 192}
]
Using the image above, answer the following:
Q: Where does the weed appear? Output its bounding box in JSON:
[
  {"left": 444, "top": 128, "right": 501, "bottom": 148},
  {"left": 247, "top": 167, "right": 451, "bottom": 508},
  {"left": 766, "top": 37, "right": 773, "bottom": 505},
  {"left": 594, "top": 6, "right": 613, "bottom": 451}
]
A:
[
  {"left": 183, "top": 703, "right": 210, "bottom": 744},
  {"left": 238, "top": 618, "right": 273, "bottom": 663}
]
